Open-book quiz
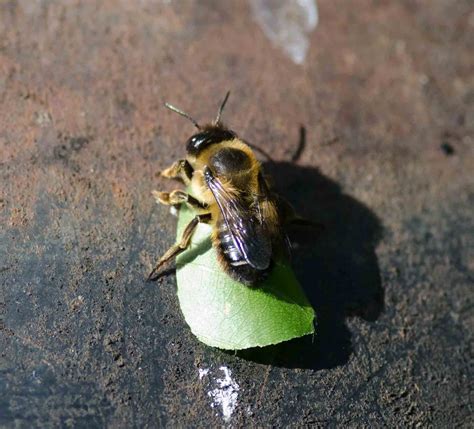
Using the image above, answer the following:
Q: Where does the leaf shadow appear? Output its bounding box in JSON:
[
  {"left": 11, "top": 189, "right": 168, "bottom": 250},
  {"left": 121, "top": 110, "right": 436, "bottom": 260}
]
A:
[{"left": 235, "top": 148, "right": 384, "bottom": 369}]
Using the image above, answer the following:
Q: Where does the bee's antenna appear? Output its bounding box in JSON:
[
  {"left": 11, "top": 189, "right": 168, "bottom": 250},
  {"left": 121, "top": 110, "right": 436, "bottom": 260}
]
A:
[
  {"left": 215, "top": 90, "right": 231, "bottom": 125},
  {"left": 164, "top": 102, "right": 201, "bottom": 130}
]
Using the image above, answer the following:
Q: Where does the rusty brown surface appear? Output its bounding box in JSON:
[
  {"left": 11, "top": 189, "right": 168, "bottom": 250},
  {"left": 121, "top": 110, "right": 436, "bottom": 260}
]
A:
[{"left": 0, "top": 0, "right": 473, "bottom": 426}]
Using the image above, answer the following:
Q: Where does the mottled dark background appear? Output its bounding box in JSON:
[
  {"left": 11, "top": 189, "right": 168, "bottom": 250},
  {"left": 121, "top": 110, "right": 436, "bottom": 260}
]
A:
[{"left": 0, "top": 0, "right": 472, "bottom": 427}]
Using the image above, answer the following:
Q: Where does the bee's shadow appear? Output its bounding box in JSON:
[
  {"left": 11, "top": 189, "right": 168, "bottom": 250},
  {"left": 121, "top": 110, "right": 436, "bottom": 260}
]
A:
[{"left": 235, "top": 141, "right": 384, "bottom": 370}]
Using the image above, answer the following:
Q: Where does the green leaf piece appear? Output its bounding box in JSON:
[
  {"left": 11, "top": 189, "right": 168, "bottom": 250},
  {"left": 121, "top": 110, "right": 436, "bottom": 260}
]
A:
[{"left": 175, "top": 204, "right": 316, "bottom": 350}]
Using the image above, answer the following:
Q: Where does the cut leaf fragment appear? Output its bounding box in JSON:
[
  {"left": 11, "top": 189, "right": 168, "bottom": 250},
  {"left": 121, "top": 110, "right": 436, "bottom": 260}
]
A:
[{"left": 175, "top": 204, "right": 315, "bottom": 350}]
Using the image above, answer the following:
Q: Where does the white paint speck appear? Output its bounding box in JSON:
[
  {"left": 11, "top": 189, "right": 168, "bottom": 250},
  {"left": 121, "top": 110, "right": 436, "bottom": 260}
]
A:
[
  {"left": 198, "top": 368, "right": 210, "bottom": 379},
  {"left": 208, "top": 366, "right": 240, "bottom": 422},
  {"left": 35, "top": 111, "right": 52, "bottom": 127},
  {"left": 200, "top": 366, "right": 240, "bottom": 422}
]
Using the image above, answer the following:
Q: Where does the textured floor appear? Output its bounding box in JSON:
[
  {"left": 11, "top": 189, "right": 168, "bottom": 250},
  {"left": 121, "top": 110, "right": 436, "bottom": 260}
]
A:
[{"left": 1, "top": 1, "right": 473, "bottom": 426}]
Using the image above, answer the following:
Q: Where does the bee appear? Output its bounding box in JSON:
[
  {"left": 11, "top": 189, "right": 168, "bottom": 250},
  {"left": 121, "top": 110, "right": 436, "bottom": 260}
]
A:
[{"left": 148, "top": 92, "right": 292, "bottom": 285}]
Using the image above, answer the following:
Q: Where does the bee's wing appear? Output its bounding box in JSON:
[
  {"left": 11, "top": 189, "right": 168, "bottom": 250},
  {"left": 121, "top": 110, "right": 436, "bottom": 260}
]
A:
[{"left": 204, "top": 168, "right": 272, "bottom": 270}]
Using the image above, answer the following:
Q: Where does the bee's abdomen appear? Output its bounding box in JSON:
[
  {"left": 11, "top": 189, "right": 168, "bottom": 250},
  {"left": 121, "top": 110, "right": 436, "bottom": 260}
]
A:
[
  {"left": 215, "top": 220, "right": 269, "bottom": 285},
  {"left": 217, "top": 220, "right": 245, "bottom": 265}
]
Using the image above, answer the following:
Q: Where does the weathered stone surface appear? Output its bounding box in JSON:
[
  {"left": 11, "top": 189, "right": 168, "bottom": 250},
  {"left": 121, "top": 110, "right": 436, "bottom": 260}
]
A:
[{"left": 1, "top": 1, "right": 472, "bottom": 426}]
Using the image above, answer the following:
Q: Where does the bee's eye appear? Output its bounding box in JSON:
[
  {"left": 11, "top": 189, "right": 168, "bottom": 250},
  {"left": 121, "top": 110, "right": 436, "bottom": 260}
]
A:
[{"left": 186, "top": 134, "right": 207, "bottom": 154}]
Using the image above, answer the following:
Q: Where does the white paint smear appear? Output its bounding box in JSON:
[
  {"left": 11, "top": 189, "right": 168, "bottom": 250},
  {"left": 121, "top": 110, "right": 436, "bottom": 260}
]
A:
[
  {"left": 198, "top": 368, "right": 210, "bottom": 380},
  {"left": 250, "top": 0, "right": 319, "bottom": 64},
  {"left": 200, "top": 366, "right": 240, "bottom": 422}
]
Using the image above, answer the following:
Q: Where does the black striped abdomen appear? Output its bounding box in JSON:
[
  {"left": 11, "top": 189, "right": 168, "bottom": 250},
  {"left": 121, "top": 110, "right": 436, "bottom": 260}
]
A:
[
  {"left": 217, "top": 219, "right": 246, "bottom": 266},
  {"left": 215, "top": 219, "right": 269, "bottom": 285}
]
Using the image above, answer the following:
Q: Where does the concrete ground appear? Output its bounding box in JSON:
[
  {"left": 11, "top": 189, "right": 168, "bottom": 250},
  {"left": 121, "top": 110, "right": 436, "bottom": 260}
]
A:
[{"left": 1, "top": 1, "right": 472, "bottom": 426}]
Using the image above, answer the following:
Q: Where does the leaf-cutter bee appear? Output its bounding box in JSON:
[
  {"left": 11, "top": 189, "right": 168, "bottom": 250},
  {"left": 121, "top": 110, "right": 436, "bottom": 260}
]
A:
[{"left": 148, "top": 92, "right": 293, "bottom": 285}]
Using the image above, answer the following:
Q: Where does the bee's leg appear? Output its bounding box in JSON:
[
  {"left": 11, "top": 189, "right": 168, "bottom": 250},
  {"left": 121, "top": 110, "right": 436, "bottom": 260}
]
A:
[
  {"left": 147, "top": 213, "right": 212, "bottom": 281},
  {"left": 160, "top": 159, "right": 193, "bottom": 185},
  {"left": 288, "top": 216, "right": 325, "bottom": 231},
  {"left": 278, "top": 195, "right": 325, "bottom": 231},
  {"left": 152, "top": 190, "right": 208, "bottom": 211}
]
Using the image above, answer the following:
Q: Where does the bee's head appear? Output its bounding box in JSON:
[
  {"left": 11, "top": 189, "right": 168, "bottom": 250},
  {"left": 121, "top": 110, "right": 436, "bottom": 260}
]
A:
[
  {"left": 185, "top": 126, "right": 236, "bottom": 156},
  {"left": 165, "top": 91, "right": 234, "bottom": 156}
]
